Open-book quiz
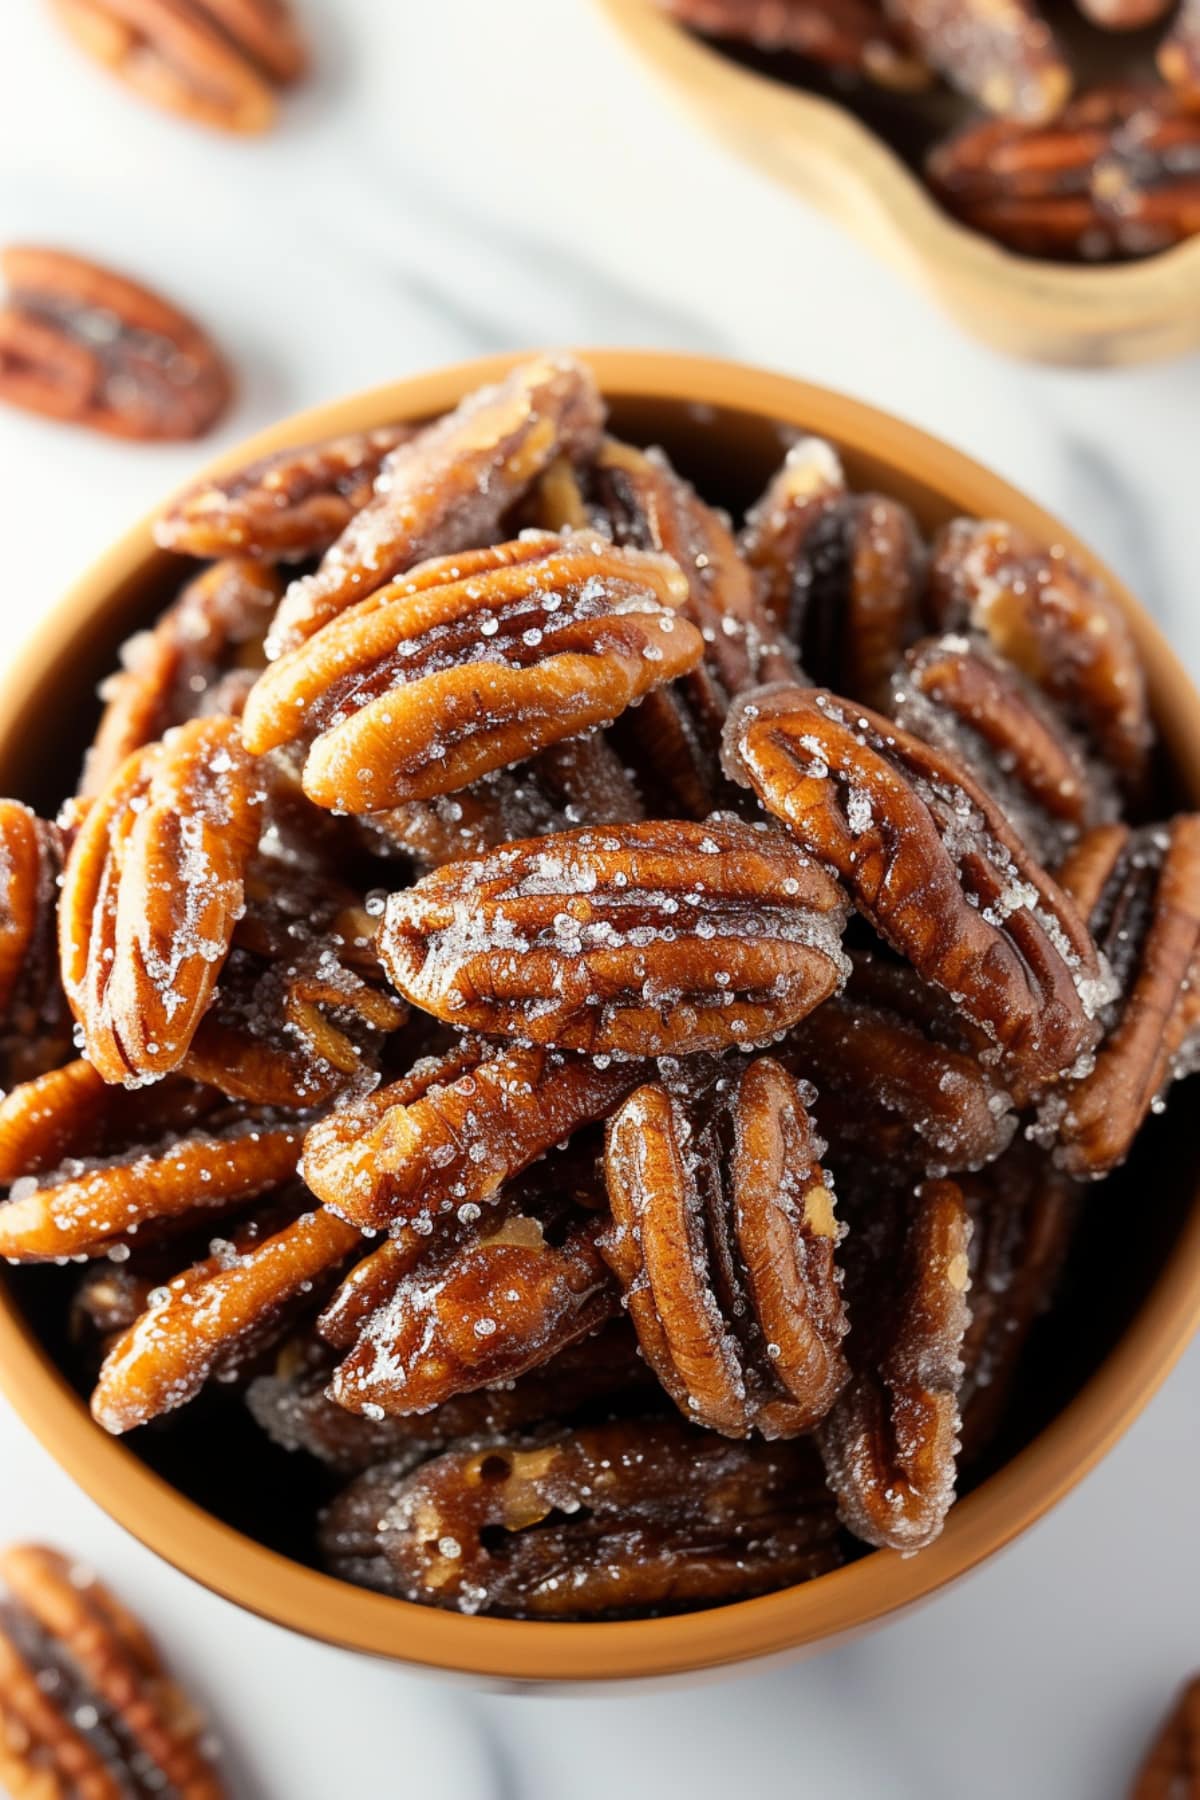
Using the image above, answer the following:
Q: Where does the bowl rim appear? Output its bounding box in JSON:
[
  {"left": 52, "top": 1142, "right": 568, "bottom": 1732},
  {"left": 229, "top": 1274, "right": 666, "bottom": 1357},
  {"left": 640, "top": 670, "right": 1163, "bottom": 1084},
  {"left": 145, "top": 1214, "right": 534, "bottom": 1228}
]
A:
[
  {"left": 595, "top": 0, "right": 1200, "bottom": 319},
  {"left": 1, "top": 347, "right": 1199, "bottom": 1685}
]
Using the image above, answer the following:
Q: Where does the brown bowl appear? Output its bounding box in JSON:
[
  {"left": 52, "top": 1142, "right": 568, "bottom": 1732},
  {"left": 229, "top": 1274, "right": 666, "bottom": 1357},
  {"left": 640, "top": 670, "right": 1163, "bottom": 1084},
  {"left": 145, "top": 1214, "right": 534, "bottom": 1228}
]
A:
[
  {"left": 597, "top": 0, "right": 1200, "bottom": 368},
  {"left": 1, "top": 349, "right": 1198, "bottom": 1685}
]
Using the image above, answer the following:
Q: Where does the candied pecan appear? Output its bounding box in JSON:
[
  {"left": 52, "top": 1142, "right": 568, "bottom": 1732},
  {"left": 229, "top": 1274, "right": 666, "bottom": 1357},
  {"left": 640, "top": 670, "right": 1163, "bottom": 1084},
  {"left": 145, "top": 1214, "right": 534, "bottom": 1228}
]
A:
[
  {"left": 656, "top": 0, "right": 931, "bottom": 88},
  {"left": 0, "top": 1110, "right": 301, "bottom": 1260},
  {"left": 242, "top": 533, "right": 700, "bottom": 812},
  {"left": 1045, "top": 819, "right": 1200, "bottom": 1175},
  {"left": 1077, "top": 0, "right": 1172, "bottom": 24},
  {"left": 601, "top": 1056, "right": 849, "bottom": 1437},
  {"left": 0, "top": 802, "right": 70, "bottom": 1087},
  {"left": 610, "top": 686, "right": 724, "bottom": 820},
  {"left": 91, "top": 1202, "right": 360, "bottom": 1432},
  {"left": 59, "top": 717, "right": 262, "bottom": 1085},
  {"left": 0, "top": 246, "right": 231, "bottom": 440},
  {"left": 155, "top": 424, "right": 414, "bottom": 562},
  {"left": 741, "top": 437, "right": 846, "bottom": 622},
  {"left": 378, "top": 816, "right": 850, "bottom": 1059},
  {"left": 0, "top": 1544, "right": 225, "bottom": 1800},
  {"left": 1131, "top": 1673, "right": 1200, "bottom": 1800},
  {"left": 927, "top": 86, "right": 1200, "bottom": 261},
  {"left": 49, "top": 0, "right": 306, "bottom": 134},
  {"left": 886, "top": 0, "right": 1070, "bottom": 120},
  {"left": 81, "top": 557, "right": 281, "bottom": 799},
  {"left": 889, "top": 634, "right": 1118, "bottom": 864},
  {"left": 302, "top": 1039, "right": 644, "bottom": 1232},
  {"left": 0, "top": 1060, "right": 110, "bottom": 1181},
  {"left": 269, "top": 356, "right": 605, "bottom": 653},
  {"left": 1160, "top": 1, "right": 1200, "bottom": 94},
  {"left": 320, "top": 1418, "right": 841, "bottom": 1617},
  {"left": 725, "top": 685, "right": 1109, "bottom": 1094},
  {"left": 817, "top": 1178, "right": 971, "bottom": 1552}
]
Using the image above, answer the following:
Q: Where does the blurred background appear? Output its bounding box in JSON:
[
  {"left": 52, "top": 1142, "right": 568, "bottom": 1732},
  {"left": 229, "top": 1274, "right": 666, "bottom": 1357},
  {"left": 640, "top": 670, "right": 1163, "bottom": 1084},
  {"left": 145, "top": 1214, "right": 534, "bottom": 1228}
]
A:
[{"left": 0, "top": 2, "right": 1197, "bottom": 1794}]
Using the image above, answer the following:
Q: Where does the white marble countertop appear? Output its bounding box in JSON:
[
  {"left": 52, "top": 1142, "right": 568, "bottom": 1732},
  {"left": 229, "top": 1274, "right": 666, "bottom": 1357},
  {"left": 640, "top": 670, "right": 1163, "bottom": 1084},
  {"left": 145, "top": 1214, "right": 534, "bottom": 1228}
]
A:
[{"left": 1, "top": 3, "right": 1198, "bottom": 1795}]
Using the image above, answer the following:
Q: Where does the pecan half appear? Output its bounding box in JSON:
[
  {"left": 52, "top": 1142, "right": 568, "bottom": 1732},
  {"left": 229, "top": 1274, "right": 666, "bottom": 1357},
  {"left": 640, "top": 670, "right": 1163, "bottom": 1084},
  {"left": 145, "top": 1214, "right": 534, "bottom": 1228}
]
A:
[
  {"left": 1160, "top": 1, "right": 1200, "bottom": 94},
  {"left": 1131, "top": 1673, "right": 1200, "bottom": 1800},
  {"left": 155, "top": 424, "right": 415, "bottom": 562},
  {"left": 724, "top": 685, "right": 1109, "bottom": 1094},
  {"left": 886, "top": 0, "right": 1070, "bottom": 120},
  {"left": 1076, "top": 0, "right": 1172, "bottom": 24},
  {"left": 817, "top": 1177, "right": 971, "bottom": 1552},
  {"left": 657, "top": 0, "right": 931, "bottom": 89},
  {"left": 0, "top": 1544, "right": 225, "bottom": 1799},
  {"left": 320, "top": 1418, "right": 841, "bottom": 1617},
  {"left": 0, "top": 802, "right": 70, "bottom": 1088},
  {"left": 269, "top": 355, "right": 605, "bottom": 653},
  {"left": 59, "top": 717, "right": 261, "bottom": 1085},
  {"left": 0, "top": 246, "right": 231, "bottom": 439},
  {"left": 1046, "top": 818, "right": 1200, "bottom": 1175},
  {"left": 242, "top": 533, "right": 700, "bottom": 811},
  {"left": 927, "top": 85, "right": 1200, "bottom": 261},
  {"left": 301, "top": 1039, "right": 644, "bottom": 1232},
  {"left": 378, "top": 816, "right": 851, "bottom": 1058},
  {"left": 600, "top": 1056, "right": 849, "bottom": 1436},
  {"left": 49, "top": 0, "right": 307, "bottom": 134},
  {"left": 741, "top": 437, "right": 847, "bottom": 623}
]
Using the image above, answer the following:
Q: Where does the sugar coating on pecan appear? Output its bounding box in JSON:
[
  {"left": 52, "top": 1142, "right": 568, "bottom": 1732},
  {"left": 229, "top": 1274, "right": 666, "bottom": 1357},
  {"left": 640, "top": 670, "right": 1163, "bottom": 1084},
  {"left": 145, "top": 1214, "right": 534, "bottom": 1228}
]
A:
[
  {"left": 0, "top": 802, "right": 70, "bottom": 1088},
  {"left": 888, "top": 0, "right": 1071, "bottom": 121}
]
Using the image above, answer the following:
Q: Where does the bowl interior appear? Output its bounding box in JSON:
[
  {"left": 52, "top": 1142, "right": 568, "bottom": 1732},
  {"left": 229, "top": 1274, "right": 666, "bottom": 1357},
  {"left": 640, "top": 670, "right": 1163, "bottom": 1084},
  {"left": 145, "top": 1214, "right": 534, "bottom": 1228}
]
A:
[{"left": 1, "top": 352, "right": 1198, "bottom": 1681}]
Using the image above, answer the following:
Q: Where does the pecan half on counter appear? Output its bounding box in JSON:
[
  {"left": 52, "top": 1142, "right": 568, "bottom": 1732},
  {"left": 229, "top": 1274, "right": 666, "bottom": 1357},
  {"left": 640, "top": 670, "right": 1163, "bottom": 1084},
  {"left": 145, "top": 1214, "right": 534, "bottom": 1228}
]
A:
[{"left": 0, "top": 357, "right": 1191, "bottom": 1622}]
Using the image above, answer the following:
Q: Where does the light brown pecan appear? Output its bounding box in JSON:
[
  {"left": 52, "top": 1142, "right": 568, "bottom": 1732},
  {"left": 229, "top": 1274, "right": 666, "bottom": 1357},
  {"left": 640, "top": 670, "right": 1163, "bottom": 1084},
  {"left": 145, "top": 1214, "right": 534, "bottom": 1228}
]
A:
[
  {"left": 1161, "top": 1, "right": 1200, "bottom": 94},
  {"left": 59, "top": 717, "right": 262, "bottom": 1085},
  {"left": 1046, "top": 818, "right": 1200, "bottom": 1175},
  {"left": 0, "top": 1544, "right": 226, "bottom": 1800},
  {"left": 656, "top": 0, "right": 931, "bottom": 89},
  {"left": 601, "top": 1056, "right": 849, "bottom": 1437},
  {"left": 242, "top": 533, "right": 700, "bottom": 811},
  {"left": 269, "top": 356, "right": 605, "bottom": 653},
  {"left": 817, "top": 1177, "right": 971, "bottom": 1552},
  {"left": 301, "top": 1039, "right": 644, "bottom": 1232},
  {"left": 155, "top": 424, "right": 415, "bottom": 562},
  {"left": 0, "top": 246, "right": 231, "bottom": 440},
  {"left": 49, "top": 0, "right": 307, "bottom": 134},
  {"left": 1131, "top": 1673, "right": 1200, "bottom": 1800},
  {"left": 320, "top": 1418, "right": 841, "bottom": 1617},
  {"left": 886, "top": 0, "right": 1070, "bottom": 120},
  {"left": 378, "top": 816, "right": 851, "bottom": 1058},
  {"left": 1076, "top": 0, "right": 1172, "bottom": 24},
  {"left": 725, "top": 685, "right": 1109, "bottom": 1094},
  {"left": 927, "top": 86, "right": 1200, "bottom": 261},
  {"left": 81, "top": 558, "right": 281, "bottom": 799},
  {"left": 0, "top": 802, "right": 70, "bottom": 1088}
]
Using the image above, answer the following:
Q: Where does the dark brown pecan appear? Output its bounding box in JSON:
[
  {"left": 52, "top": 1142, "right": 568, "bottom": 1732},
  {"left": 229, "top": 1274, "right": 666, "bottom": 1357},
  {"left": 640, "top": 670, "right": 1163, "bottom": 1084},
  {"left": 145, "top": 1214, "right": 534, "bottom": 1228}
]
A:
[
  {"left": 378, "top": 816, "right": 851, "bottom": 1059},
  {"left": 81, "top": 558, "right": 281, "bottom": 798},
  {"left": 1131, "top": 1673, "right": 1200, "bottom": 1800},
  {"left": 320, "top": 1418, "right": 841, "bottom": 1617},
  {"left": 927, "top": 85, "right": 1200, "bottom": 261},
  {"left": 269, "top": 356, "right": 605, "bottom": 653},
  {"left": 155, "top": 424, "right": 414, "bottom": 562},
  {"left": 741, "top": 437, "right": 846, "bottom": 624},
  {"left": 0, "top": 802, "right": 70, "bottom": 1088},
  {"left": 725, "top": 685, "right": 1110, "bottom": 1095},
  {"left": 600, "top": 1056, "right": 849, "bottom": 1436},
  {"left": 657, "top": 0, "right": 931, "bottom": 88},
  {"left": 0, "top": 246, "right": 231, "bottom": 439},
  {"left": 0, "top": 1544, "right": 226, "bottom": 1800},
  {"left": 1046, "top": 819, "right": 1200, "bottom": 1175},
  {"left": 59, "top": 717, "right": 262, "bottom": 1085},
  {"left": 889, "top": 634, "right": 1118, "bottom": 865},
  {"left": 1160, "top": 1, "right": 1200, "bottom": 94},
  {"left": 887, "top": 0, "right": 1070, "bottom": 120},
  {"left": 817, "top": 1177, "right": 971, "bottom": 1552},
  {"left": 49, "top": 0, "right": 307, "bottom": 134},
  {"left": 242, "top": 533, "right": 700, "bottom": 812},
  {"left": 301, "top": 1039, "right": 644, "bottom": 1232}
]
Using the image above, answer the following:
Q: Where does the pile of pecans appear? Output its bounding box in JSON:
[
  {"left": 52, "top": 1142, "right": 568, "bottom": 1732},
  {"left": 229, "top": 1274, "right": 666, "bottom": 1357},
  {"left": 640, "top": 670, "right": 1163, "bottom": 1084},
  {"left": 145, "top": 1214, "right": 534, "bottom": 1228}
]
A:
[
  {"left": 659, "top": 0, "right": 1200, "bottom": 260},
  {"left": 1, "top": 354, "right": 1196, "bottom": 1620}
]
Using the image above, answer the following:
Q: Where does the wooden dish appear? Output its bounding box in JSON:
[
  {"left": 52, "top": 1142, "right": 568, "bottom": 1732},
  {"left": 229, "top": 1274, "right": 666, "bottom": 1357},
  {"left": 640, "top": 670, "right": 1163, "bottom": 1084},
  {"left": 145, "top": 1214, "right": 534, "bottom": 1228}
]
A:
[
  {"left": 597, "top": 0, "right": 1200, "bottom": 367},
  {"left": 0, "top": 350, "right": 1198, "bottom": 1685}
]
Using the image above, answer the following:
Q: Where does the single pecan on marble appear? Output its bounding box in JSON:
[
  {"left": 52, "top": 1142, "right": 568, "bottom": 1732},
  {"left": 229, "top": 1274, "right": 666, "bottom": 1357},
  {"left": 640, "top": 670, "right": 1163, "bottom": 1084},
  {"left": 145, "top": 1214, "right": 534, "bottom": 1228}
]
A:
[
  {"left": 656, "top": 0, "right": 931, "bottom": 89},
  {"left": 927, "top": 85, "right": 1200, "bottom": 261},
  {"left": 724, "top": 685, "right": 1110, "bottom": 1095},
  {"left": 0, "top": 802, "right": 71, "bottom": 1088},
  {"left": 817, "top": 1176, "right": 971, "bottom": 1551},
  {"left": 268, "top": 355, "right": 605, "bottom": 654},
  {"left": 242, "top": 533, "right": 700, "bottom": 812},
  {"left": 58, "top": 716, "right": 261, "bottom": 1085},
  {"left": 1131, "top": 1672, "right": 1200, "bottom": 1800},
  {"left": 886, "top": 0, "right": 1071, "bottom": 120},
  {"left": 49, "top": 0, "right": 308, "bottom": 134},
  {"left": 0, "top": 1543, "right": 226, "bottom": 1799},
  {"left": 0, "top": 246, "right": 231, "bottom": 439},
  {"left": 320, "top": 1418, "right": 842, "bottom": 1617},
  {"left": 377, "top": 816, "right": 851, "bottom": 1059},
  {"left": 600, "top": 1055, "right": 849, "bottom": 1437}
]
